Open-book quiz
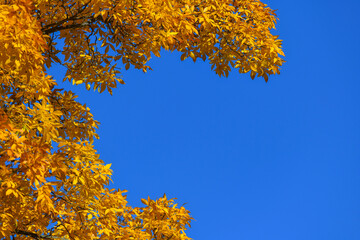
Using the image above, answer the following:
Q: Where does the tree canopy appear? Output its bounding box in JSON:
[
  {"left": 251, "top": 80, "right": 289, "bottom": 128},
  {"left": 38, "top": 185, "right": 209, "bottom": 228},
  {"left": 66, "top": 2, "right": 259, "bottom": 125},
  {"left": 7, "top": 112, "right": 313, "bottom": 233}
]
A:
[{"left": 0, "top": 0, "right": 284, "bottom": 239}]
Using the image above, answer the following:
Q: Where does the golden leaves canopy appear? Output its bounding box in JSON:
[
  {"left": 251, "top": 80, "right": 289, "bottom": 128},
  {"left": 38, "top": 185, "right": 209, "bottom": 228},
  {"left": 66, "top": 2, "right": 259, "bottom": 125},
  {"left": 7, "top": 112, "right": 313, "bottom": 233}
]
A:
[{"left": 0, "top": 0, "right": 283, "bottom": 239}]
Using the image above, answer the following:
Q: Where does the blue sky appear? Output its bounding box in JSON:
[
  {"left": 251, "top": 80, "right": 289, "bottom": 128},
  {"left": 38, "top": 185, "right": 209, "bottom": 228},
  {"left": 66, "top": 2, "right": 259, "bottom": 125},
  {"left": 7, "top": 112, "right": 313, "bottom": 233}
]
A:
[{"left": 52, "top": 0, "right": 360, "bottom": 239}]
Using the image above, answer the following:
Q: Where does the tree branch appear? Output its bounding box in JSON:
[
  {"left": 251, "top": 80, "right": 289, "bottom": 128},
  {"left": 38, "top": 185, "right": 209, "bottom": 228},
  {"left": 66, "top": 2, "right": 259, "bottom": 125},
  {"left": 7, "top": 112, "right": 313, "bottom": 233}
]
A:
[
  {"left": 14, "top": 229, "right": 70, "bottom": 240},
  {"left": 43, "top": 22, "right": 91, "bottom": 35},
  {"left": 14, "top": 230, "right": 46, "bottom": 239}
]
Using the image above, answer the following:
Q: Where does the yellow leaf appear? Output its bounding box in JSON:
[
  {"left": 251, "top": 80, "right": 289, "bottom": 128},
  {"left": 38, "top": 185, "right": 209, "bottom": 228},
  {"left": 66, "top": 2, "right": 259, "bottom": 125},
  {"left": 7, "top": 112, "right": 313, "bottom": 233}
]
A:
[
  {"left": 250, "top": 71, "right": 256, "bottom": 80},
  {"left": 141, "top": 198, "right": 148, "bottom": 205},
  {"left": 5, "top": 189, "right": 13, "bottom": 196},
  {"left": 104, "top": 163, "right": 112, "bottom": 170}
]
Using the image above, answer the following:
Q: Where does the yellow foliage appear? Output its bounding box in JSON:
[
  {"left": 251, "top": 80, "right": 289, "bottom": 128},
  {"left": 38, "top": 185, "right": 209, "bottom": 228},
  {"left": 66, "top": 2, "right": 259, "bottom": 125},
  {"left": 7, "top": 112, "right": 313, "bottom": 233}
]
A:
[{"left": 0, "top": 0, "right": 283, "bottom": 239}]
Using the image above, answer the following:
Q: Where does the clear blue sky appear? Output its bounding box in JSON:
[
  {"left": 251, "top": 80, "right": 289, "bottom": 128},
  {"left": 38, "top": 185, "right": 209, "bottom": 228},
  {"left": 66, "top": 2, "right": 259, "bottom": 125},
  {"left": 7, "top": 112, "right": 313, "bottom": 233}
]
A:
[{"left": 52, "top": 0, "right": 360, "bottom": 239}]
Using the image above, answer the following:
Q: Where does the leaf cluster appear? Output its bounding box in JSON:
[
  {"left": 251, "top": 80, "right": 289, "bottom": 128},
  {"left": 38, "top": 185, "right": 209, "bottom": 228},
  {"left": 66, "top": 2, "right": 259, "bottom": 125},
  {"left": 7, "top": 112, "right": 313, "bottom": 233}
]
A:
[{"left": 0, "top": 0, "right": 284, "bottom": 239}]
